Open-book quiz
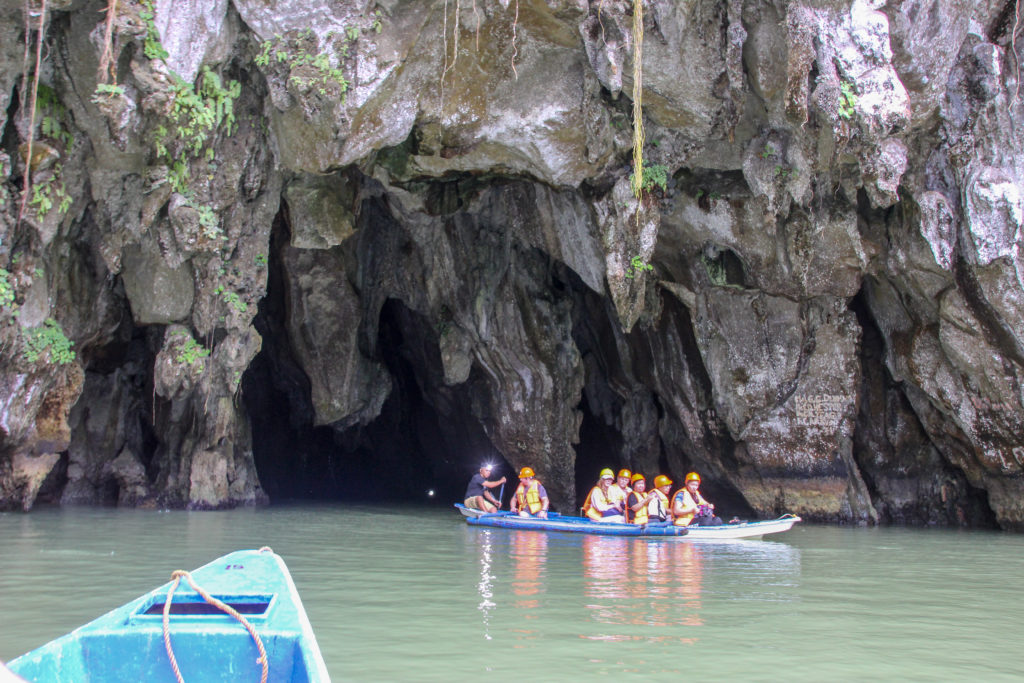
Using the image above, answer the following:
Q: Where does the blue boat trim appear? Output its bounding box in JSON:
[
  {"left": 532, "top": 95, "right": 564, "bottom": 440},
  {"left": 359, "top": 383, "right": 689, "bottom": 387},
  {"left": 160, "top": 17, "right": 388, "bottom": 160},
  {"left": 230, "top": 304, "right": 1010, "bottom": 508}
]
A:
[
  {"left": 456, "top": 504, "right": 801, "bottom": 539},
  {"left": 7, "top": 548, "right": 329, "bottom": 683}
]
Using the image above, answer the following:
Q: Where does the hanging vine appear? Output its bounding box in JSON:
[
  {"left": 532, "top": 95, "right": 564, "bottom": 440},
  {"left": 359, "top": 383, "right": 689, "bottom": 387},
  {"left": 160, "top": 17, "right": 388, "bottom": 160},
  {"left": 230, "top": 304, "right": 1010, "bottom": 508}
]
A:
[
  {"left": 97, "top": 0, "right": 119, "bottom": 86},
  {"left": 510, "top": 0, "right": 520, "bottom": 79},
  {"left": 440, "top": 0, "right": 461, "bottom": 91},
  {"left": 1013, "top": 0, "right": 1022, "bottom": 100},
  {"left": 16, "top": 0, "right": 49, "bottom": 232},
  {"left": 629, "top": 0, "right": 644, "bottom": 199}
]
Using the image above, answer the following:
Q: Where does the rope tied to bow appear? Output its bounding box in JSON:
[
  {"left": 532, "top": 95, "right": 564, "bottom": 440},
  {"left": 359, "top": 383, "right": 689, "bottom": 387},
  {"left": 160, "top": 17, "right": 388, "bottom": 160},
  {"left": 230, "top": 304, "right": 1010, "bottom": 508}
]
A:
[{"left": 162, "top": 568, "right": 269, "bottom": 683}]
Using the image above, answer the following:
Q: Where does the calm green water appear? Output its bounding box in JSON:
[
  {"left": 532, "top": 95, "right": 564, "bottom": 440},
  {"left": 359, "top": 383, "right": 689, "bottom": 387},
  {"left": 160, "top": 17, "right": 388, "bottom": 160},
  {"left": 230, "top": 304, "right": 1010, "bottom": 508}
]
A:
[{"left": 1, "top": 505, "right": 1022, "bottom": 681}]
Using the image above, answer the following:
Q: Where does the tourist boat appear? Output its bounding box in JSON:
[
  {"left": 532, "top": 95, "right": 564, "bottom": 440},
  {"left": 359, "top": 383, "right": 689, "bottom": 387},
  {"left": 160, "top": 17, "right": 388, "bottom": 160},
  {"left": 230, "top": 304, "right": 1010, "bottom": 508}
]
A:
[
  {"left": 4, "top": 548, "right": 329, "bottom": 682},
  {"left": 456, "top": 504, "right": 801, "bottom": 540}
]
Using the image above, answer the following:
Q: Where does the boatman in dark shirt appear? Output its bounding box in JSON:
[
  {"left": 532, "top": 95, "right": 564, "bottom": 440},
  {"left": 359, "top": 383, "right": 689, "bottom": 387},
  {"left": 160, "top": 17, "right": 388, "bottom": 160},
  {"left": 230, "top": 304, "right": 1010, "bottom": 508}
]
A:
[{"left": 464, "top": 463, "right": 507, "bottom": 513}]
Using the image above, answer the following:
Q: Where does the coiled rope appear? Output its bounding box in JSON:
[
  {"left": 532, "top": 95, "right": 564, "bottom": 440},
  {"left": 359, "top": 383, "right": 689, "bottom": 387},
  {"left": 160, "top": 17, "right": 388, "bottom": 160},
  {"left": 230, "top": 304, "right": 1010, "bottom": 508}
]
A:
[{"left": 162, "top": 562, "right": 270, "bottom": 683}]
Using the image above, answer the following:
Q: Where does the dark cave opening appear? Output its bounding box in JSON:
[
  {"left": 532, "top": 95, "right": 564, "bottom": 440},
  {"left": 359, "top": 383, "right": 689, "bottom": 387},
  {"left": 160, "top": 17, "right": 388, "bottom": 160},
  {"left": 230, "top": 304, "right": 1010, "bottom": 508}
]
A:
[
  {"left": 573, "top": 403, "right": 624, "bottom": 510},
  {"left": 849, "top": 285, "right": 997, "bottom": 527},
  {"left": 243, "top": 207, "right": 509, "bottom": 505}
]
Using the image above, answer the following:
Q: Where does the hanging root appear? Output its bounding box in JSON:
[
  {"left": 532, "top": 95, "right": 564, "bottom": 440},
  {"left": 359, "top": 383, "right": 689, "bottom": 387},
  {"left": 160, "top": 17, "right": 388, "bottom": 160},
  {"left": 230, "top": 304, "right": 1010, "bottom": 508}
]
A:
[
  {"left": 452, "top": 0, "right": 461, "bottom": 78},
  {"left": 440, "top": 0, "right": 464, "bottom": 109},
  {"left": 1013, "top": 0, "right": 1022, "bottom": 100},
  {"left": 440, "top": 0, "right": 449, "bottom": 108},
  {"left": 17, "top": 0, "right": 48, "bottom": 232},
  {"left": 630, "top": 0, "right": 644, "bottom": 199},
  {"left": 97, "top": 0, "right": 119, "bottom": 85},
  {"left": 472, "top": 0, "right": 480, "bottom": 50},
  {"left": 511, "top": 0, "right": 519, "bottom": 79}
]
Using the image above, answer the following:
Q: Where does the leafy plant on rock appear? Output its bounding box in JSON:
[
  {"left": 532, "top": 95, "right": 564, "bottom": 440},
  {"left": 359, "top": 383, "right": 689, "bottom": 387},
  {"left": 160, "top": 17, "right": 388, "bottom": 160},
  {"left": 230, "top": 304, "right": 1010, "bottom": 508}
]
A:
[
  {"left": 139, "top": 0, "right": 170, "bottom": 61},
  {"left": 838, "top": 81, "right": 857, "bottom": 120},
  {"left": 213, "top": 285, "right": 248, "bottom": 313},
  {"left": 624, "top": 255, "right": 654, "bottom": 279},
  {"left": 92, "top": 83, "right": 125, "bottom": 100},
  {"left": 23, "top": 318, "right": 76, "bottom": 365},
  {"left": 256, "top": 32, "right": 350, "bottom": 99},
  {"left": 172, "top": 331, "right": 211, "bottom": 366},
  {"left": 29, "top": 165, "right": 72, "bottom": 218},
  {"left": 0, "top": 269, "right": 17, "bottom": 315},
  {"left": 127, "top": 4, "right": 240, "bottom": 243},
  {"left": 629, "top": 163, "right": 669, "bottom": 196}
]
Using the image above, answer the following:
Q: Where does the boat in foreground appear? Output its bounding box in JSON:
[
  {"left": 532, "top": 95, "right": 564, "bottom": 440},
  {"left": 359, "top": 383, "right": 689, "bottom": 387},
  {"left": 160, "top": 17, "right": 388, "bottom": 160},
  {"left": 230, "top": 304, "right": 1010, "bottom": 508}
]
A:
[
  {"left": 4, "top": 548, "right": 328, "bottom": 683},
  {"left": 456, "top": 504, "right": 801, "bottom": 540}
]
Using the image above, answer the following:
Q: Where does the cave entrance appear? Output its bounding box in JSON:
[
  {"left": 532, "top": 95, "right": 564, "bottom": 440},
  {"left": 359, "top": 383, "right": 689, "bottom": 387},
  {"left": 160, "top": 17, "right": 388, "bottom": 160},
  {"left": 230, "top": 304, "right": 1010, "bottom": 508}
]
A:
[
  {"left": 573, "top": 402, "right": 624, "bottom": 509},
  {"left": 243, "top": 212, "right": 507, "bottom": 504}
]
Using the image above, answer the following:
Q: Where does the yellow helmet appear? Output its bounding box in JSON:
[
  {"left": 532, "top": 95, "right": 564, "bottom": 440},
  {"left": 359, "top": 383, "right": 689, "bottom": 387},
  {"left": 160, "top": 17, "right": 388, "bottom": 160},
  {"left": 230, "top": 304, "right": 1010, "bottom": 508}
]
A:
[
  {"left": 617, "top": 469, "right": 632, "bottom": 479},
  {"left": 685, "top": 471, "right": 701, "bottom": 484},
  {"left": 630, "top": 473, "right": 645, "bottom": 484},
  {"left": 654, "top": 475, "right": 673, "bottom": 488},
  {"left": 519, "top": 467, "right": 535, "bottom": 478},
  {"left": 599, "top": 468, "right": 614, "bottom": 479}
]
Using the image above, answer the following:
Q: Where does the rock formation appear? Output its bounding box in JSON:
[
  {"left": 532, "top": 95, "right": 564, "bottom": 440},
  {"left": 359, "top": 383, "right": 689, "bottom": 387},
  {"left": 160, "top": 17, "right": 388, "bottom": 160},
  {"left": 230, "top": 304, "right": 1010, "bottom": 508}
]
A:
[{"left": 0, "top": 0, "right": 1021, "bottom": 528}]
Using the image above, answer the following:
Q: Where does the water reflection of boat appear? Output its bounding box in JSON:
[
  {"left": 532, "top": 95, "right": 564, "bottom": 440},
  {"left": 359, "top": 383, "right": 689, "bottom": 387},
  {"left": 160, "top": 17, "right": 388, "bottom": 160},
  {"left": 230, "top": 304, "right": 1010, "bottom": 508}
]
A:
[
  {"left": 466, "top": 520, "right": 802, "bottom": 648},
  {"left": 456, "top": 504, "right": 801, "bottom": 539},
  {"left": 581, "top": 536, "right": 706, "bottom": 636},
  {"left": 510, "top": 531, "right": 547, "bottom": 608},
  {"left": 577, "top": 537, "right": 802, "bottom": 642}
]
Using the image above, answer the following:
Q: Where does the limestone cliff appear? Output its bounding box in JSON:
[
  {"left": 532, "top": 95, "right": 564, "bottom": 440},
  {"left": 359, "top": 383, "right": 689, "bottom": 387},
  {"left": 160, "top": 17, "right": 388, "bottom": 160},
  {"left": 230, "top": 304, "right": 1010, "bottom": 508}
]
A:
[{"left": 0, "top": 0, "right": 1021, "bottom": 528}]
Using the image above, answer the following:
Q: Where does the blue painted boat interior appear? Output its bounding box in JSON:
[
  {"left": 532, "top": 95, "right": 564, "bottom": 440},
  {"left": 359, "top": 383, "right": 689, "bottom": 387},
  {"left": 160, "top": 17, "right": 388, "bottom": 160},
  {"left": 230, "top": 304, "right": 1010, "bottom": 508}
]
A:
[{"left": 7, "top": 549, "right": 328, "bottom": 682}]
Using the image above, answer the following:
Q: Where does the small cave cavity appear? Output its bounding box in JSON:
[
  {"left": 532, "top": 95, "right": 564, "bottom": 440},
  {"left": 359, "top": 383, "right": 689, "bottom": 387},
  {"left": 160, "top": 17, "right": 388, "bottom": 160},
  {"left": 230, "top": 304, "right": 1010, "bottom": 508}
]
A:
[
  {"left": 2, "top": 85, "right": 25, "bottom": 187},
  {"left": 700, "top": 244, "right": 748, "bottom": 288},
  {"left": 674, "top": 168, "right": 749, "bottom": 211}
]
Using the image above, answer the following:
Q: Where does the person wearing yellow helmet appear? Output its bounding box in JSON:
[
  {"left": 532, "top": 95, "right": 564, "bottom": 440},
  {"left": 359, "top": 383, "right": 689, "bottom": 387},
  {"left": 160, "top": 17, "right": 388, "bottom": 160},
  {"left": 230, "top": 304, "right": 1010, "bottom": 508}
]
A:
[
  {"left": 509, "top": 466, "right": 549, "bottom": 518},
  {"left": 625, "top": 473, "right": 653, "bottom": 524},
  {"left": 582, "top": 468, "right": 625, "bottom": 522},
  {"left": 650, "top": 475, "right": 674, "bottom": 522},
  {"left": 672, "top": 472, "right": 722, "bottom": 526},
  {"left": 464, "top": 463, "right": 507, "bottom": 513},
  {"left": 610, "top": 469, "right": 633, "bottom": 505}
]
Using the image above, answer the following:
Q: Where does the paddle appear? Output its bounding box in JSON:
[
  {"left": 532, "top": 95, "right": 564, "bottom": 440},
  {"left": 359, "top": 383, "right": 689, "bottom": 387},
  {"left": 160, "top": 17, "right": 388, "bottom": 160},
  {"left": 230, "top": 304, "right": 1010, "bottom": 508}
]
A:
[{"left": 497, "top": 482, "right": 505, "bottom": 510}]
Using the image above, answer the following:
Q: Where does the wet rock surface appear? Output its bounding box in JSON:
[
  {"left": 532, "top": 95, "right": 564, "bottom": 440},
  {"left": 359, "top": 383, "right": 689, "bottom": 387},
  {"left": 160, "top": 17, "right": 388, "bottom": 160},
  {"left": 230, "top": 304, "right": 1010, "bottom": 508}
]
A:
[{"left": 0, "top": 0, "right": 1021, "bottom": 528}]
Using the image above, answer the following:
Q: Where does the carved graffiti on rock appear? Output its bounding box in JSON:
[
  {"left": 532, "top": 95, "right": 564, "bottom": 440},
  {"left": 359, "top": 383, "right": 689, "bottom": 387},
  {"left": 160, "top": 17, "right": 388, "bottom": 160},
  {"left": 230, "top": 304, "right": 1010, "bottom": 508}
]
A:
[{"left": 793, "top": 395, "right": 851, "bottom": 429}]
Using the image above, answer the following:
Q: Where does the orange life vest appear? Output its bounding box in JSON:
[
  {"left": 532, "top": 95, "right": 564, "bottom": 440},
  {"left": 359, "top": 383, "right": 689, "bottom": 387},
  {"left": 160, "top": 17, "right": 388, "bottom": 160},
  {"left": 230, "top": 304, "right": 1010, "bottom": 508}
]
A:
[
  {"left": 583, "top": 485, "right": 621, "bottom": 521},
  {"left": 628, "top": 491, "right": 650, "bottom": 525},
  {"left": 515, "top": 480, "right": 543, "bottom": 514},
  {"left": 672, "top": 487, "right": 708, "bottom": 526}
]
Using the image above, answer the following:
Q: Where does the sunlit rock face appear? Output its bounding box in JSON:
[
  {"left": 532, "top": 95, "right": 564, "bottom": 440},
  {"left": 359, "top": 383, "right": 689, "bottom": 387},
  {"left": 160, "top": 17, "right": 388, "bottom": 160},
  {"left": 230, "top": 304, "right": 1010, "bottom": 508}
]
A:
[{"left": 0, "top": 0, "right": 1021, "bottom": 528}]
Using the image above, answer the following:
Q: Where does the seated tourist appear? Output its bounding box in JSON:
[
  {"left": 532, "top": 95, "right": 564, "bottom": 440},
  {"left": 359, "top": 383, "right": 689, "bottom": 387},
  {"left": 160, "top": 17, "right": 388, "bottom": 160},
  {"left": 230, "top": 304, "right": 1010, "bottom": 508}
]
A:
[
  {"left": 672, "top": 472, "right": 723, "bottom": 526},
  {"left": 583, "top": 468, "right": 625, "bottom": 523},
  {"left": 625, "top": 473, "right": 656, "bottom": 524},
  {"left": 509, "top": 467, "right": 549, "bottom": 518}
]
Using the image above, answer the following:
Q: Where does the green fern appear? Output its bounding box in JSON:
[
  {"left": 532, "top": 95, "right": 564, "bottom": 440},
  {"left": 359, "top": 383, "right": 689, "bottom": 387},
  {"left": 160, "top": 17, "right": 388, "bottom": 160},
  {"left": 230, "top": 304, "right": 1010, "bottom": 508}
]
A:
[{"left": 23, "top": 318, "right": 76, "bottom": 365}]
